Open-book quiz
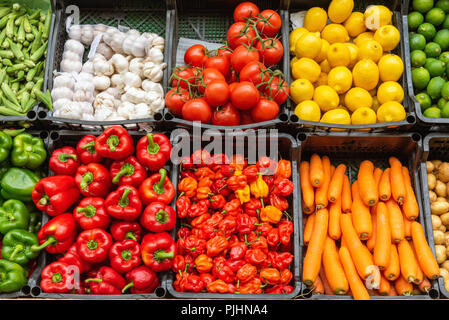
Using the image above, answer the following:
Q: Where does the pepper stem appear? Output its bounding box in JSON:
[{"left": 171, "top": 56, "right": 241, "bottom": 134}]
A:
[
  {"left": 146, "top": 134, "right": 160, "bottom": 154},
  {"left": 153, "top": 249, "right": 174, "bottom": 262},
  {"left": 156, "top": 210, "right": 168, "bottom": 224},
  {"left": 125, "top": 232, "right": 137, "bottom": 241},
  {"left": 80, "top": 141, "right": 96, "bottom": 154},
  {"left": 85, "top": 278, "right": 102, "bottom": 283},
  {"left": 121, "top": 250, "right": 132, "bottom": 261},
  {"left": 31, "top": 236, "right": 57, "bottom": 251},
  {"left": 153, "top": 168, "right": 167, "bottom": 195},
  {"left": 38, "top": 194, "right": 50, "bottom": 206},
  {"left": 112, "top": 163, "right": 134, "bottom": 184},
  {"left": 8, "top": 244, "right": 24, "bottom": 261},
  {"left": 76, "top": 205, "right": 96, "bottom": 218},
  {"left": 107, "top": 135, "right": 120, "bottom": 152},
  {"left": 58, "top": 153, "right": 77, "bottom": 163},
  {"left": 119, "top": 188, "right": 132, "bottom": 207},
  {"left": 87, "top": 240, "right": 98, "bottom": 250},
  {"left": 80, "top": 172, "right": 94, "bottom": 190},
  {"left": 122, "top": 282, "right": 134, "bottom": 293},
  {"left": 52, "top": 272, "right": 62, "bottom": 283}
]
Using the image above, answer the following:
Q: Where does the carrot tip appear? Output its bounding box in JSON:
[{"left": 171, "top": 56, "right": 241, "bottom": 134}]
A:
[{"left": 359, "top": 232, "right": 369, "bottom": 240}]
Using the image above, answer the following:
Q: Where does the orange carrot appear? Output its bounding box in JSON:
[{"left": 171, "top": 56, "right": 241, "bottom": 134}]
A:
[
  {"left": 389, "top": 157, "right": 406, "bottom": 205},
  {"left": 328, "top": 164, "right": 347, "bottom": 203},
  {"left": 304, "top": 213, "right": 316, "bottom": 245},
  {"left": 328, "top": 196, "right": 342, "bottom": 240},
  {"left": 374, "top": 168, "right": 383, "bottom": 190},
  {"left": 411, "top": 222, "right": 440, "bottom": 280},
  {"left": 313, "top": 275, "right": 324, "bottom": 294},
  {"left": 302, "top": 199, "right": 314, "bottom": 215},
  {"left": 310, "top": 154, "right": 324, "bottom": 188},
  {"left": 388, "top": 285, "right": 398, "bottom": 296},
  {"left": 379, "top": 168, "right": 391, "bottom": 201},
  {"left": 378, "top": 275, "right": 391, "bottom": 296},
  {"left": 339, "top": 246, "right": 371, "bottom": 300},
  {"left": 300, "top": 161, "right": 315, "bottom": 214},
  {"left": 419, "top": 276, "right": 432, "bottom": 293},
  {"left": 386, "top": 199, "right": 405, "bottom": 243},
  {"left": 397, "top": 239, "right": 419, "bottom": 283},
  {"left": 366, "top": 206, "right": 377, "bottom": 252},
  {"left": 315, "top": 156, "right": 331, "bottom": 209},
  {"left": 394, "top": 276, "right": 413, "bottom": 296},
  {"left": 319, "top": 267, "right": 334, "bottom": 295},
  {"left": 410, "top": 242, "right": 424, "bottom": 285},
  {"left": 403, "top": 211, "right": 412, "bottom": 240},
  {"left": 351, "top": 181, "right": 372, "bottom": 240},
  {"left": 303, "top": 208, "right": 329, "bottom": 287},
  {"left": 401, "top": 167, "right": 419, "bottom": 221},
  {"left": 358, "top": 160, "right": 378, "bottom": 206},
  {"left": 384, "top": 244, "right": 400, "bottom": 281},
  {"left": 374, "top": 202, "right": 391, "bottom": 269},
  {"left": 323, "top": 236, "right": 349, "bottom": 295},
  {"left": 331, "top": 165, "right": 335, "bottom": 177}
]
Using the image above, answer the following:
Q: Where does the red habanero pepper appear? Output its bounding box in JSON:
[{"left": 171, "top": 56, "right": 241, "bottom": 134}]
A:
[
  {"left": 279, "top": 220, "right": 293, "bottom": 246},
  {"left": 36, "top": 213, "right": 76, "bottom": 254},
  {"left": 141, "top": 232, "right": 176, "bottom": 272},
  {"left": 59, "top": 244, "right": 92, "bottom": 274},
  {"left": 110, "top": 221, "right": 142, "bottom": 242},
  {"left": 176, "top": 195, "right": 191, "bottom": 218},
  {"left": 221, "top": 165, "right": 236, "bottom": 177},
  {"left": 206, "top": 235, "right": 229, "bottom": 257},
  {"left": 76, "top": 228, "right": 113, "bottom": 263},
  {"left": 269, "top": 193, "right": 289, "bottom": 211},
  {"left": 260, "top": 267, "right": 281, "bottom": 285},
  {"left": 110, "top": 156, "right": 147, "bottom": 188},
  {"left": 192, "top": 149, "right": 212, "bottom": 167},
  {"left": 218, "top": 215, "right": 237, "bottom": 236},
  {"left": 230, "top": 154, "right": 246, "bottom": 171},
  {"left": 263, "top": 175, "right": 275, "bottom": 191},
  {"left": 184, "top": 274, "right": 205, "bottom": 293},
  {"left": 280, "top": 269, "right": 293, "bottom": 284},
  {"left": 209, "top": 153, "right": 231, "bottom": 171},
  {"left": 265, "top": 284, "right": 294, "bottom": 294},
  {"left": 222, "top": 199, "right": 242, "bottom": 216},
  {"left": 49, "top": 147, "right": 80, "bottom": 176},
  {"left": 191, "top": 213, "right": 210, "bottom": 228},
  {"left": 188, "top": 199, "right": 210, "bottom": 218},
  {"left": 180, "top": 155, "right": 194, "bottom": 171},
  {"left": 76, "top": 135, "right": 103, "bottom": 164},
  {"left": 228, "top": 234, "right": 239, "bottom": 247},
  {"left": 200, "top": 273, "right": 214, "bottom": 286},
  {"left": 246, "top": 233, "right": 269, "bottom": 253},
  {"left": 191, "top": 228, "right": 210, "bottom": 240},
  {"left": 257, "top": 156, "right": 278, "bottom": 175},
  {"left": 273, "top": 178, "right": 294, "bottom": 197},
  {"left": 195, "top": 167, "right": 215, "bottom": 180},
  {"left": 181, "top": 171, "right": 196, "bottom": 180},
  {"left": 267, "top": 228, "right": 280, "bottom": 247},
  {"left": 105, "top": 185, "right": 142, "bottom": 221},
  {"left": 212, "top": 256, "right": 235, "bottom": 283},
  {"left": 210, "top": 194, "right": 226, "bottom": 209},
  {"left": 75, "top": 163, "right": 112, "bottom": 198},
  {"left": 207, "top": 279, "right": 230, "bottom": 293},
  {"left": 236, "top": 214, "right": 258, "bottom": 234},
  {"left": 123, "top": 266, "right": 159, "bottom": 294},
  {"left": 245, "top": 248, "right": 267, "bottom": 265},
  {"left": 237, "top": 263, "right": 257, "bottom": 283},
  {"left": 109, "top": 239, "right": 141, "bottom": 274},
  {"left": 85, "top": 266, "right": 126, "bottom": 295},
  {"left": 256, "top": 223, "right": 273, "bottom": 237},
  {"left": 180, "top": 235, "right": 206, "bottom": 258},
  {"left": 140, "top": 201, "right": 176, "bottom": 232},
  {"left": 229, "top": 241, "right": 248, "bottom": 261},
  {"left": 195, "top": 254, "right": 213, "bottom": 273},
  {"left": 204, "top": 212, "right": 223, "bottom": 228},
  {"left": 242, "top": 165, "right": 258, "bottom": 182},
  {"left": 275, "top": 160, "right": 292, "bottom": 179},
  {"left": 74, "top": 197, "right": 110, "bottom": 230},
  {"left": 94, "top": 126, "right": 134, "bottom": 160},
  {"left": 201, "top": 223, "right": 216, "bottom": 239},
  {"left": 198, "top": 177, "right": 213, "bottom": 188},
  {"left": 40, "top": 261, "right": 75, "bottom": 293},
  {"left": 173, "top": 271, "right": 189, "bottom": 292},
  {"left": 177, "top": 227, "right": 191, "bottom": 241},
  {"left": 214, "top": 169, "right": 225, "bottom": 181},
  {"left": 139, "top": 168, "right": 175, "bottom": 206},
  {"left": 136, "top": 133, "right": 171, "bottom": 171},
  {"left": 196, "top": 186, "right": 213, "bottom": 200},
  {"left": 238, "top": 277, "right": 262, "bottom": 294},
  {"left": 270, "top": 251, "right": 294, "bottom": 270},
  {"left": 211, "top": 179, "right": 231, "bottom": 197},
  {"left": 225, "top": 259, "right": 246, "bottom": 273},
  {"left": 243, "top": 198, "right": 262, "bottom": 217},
  {"left": 178, "top": 177, "right": 197, "bottom": 198},
  {"left": 172, "top": 255, "right": 186, "bottom": 273},
  {"left": 227, "top": 175, "right": 247, "bottom": 191}
]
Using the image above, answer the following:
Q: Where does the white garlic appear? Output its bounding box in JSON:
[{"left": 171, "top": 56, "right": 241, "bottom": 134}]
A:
[
  {"left": 146, "top": 47, "right": 164, "bottom": 64},
  {"left": 93, "top": 75, "right": 111, "bottom": 91},
  {"left": 142, "top": 80, "right": 164, "bottom": 96},
  {"left": 96, "top": 43, "right": 113, "bottom": 60},
  {"left": 64, "top": 39, "right": 84, "bottom": 57},
  {"left": 110, "top": 54, "right": 129, "bottom": 73},
  {"left": 129, "top": 58, "right": 144, "bottom": 76},
  {"left": 68, "top": 25, "right": 82, "bottom": 41},
  {"left": 53, "top": 74, "right": 75, "bottom": 89},
  {"left": 51, "top": 87, "right": 73, "bottom": 101},
  {"left": 81, "top": 61, "right": 94, "bottom": 74},
  {"left": 123, "top": 72, "right": 142, "bottom": 90}
]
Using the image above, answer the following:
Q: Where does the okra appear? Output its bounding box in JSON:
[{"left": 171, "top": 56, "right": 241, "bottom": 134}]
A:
[
  {"left": 28, "top": 9, "right": 40, "bottom": 21},
  {"left": 33, "top": 88, "right": 52, "bottom": 111},
  {"left": 25, "top": 65, "right": 37, "bottom": 82},
  {"left": 15, "top": 15, "right": 24, "bottom": 26},
  {"left": 0, "top": 106, "right": 25, "bottom": 116},
  {"left": 20, "top": 91, "right": 29, "bottom": 109},
  {"left": 10, "top": 82, "right": 19, "bottom": 94},
  {"left": 2, "top": 82, "right": 20, "bottom": 106},
  {"left": 6, "top": 63, "right": 24, "bottom": 73},
  {"left": 2, "top": 58, "right": 12, "bottom": 66},
  {"left": 2, "top": 96, "right": 21, "bottom": 112},
  {"left": 25, "top": 33, "right": 33, "bottom": 41},
  {"left": 10, "top": 70, "right": 24, "bottom": 83},
  {"left": 12, "top": 3, "right": 20, "bottom": 12},
  {"left": 0, "top": 29, "right": 6, "bottom": 48},
  {"left": 23, "top": 40, "right": 29, "bottom": 47},
  {"left": 23, "top": 59, "right": 35, "bottom": 68},
  {"left": 23, "top": 17, "right": 31, "bottom": 33},
  {"left": 0, "top": 7, "right": 11, "bottom": 19},
  {"left": 29, "top": 40, "right": 47, "bottom": 62},
  {"left": 0, "top": 69, "right": 6, "bottom": 83},
  {"left": 2, "top": 40, "right": 8, "bottom": 49},
  {"left": 7, "top": 38, "right": 23, "bottom": 60},
  {"left": 17, "top": 19, "right": 25, "bottom": 43},
  {"left": 0, "top": 50, "right": 14, "bottom": 59},
  {"left": 42, "top": 10, "right": 51, "bottom": 40},
  {"left": 22, "top": 97, "right": 36, "bottom": 113},
  {"left": 5, "top": 17, "right": 14, "bottom": 38},
  {"left": 39, "top": 12, "right": 46, "bottom": 23},
  {"left": 31, "top": 79, "right": 43, "bottom": 98},
  {"left": 30, "top": 26, "right": 41, "bottom": 53}
]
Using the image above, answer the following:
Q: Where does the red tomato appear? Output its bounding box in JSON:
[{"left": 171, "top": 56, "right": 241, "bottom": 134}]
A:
[
  {"left": 256, "top": 10, "right": 281, "bottom": 37},
  {"left": 256, "top": 38, "right": 284, "bottom": 67},
  {"left": 233, "top": 2, "right": 260, "bottom": 22},
  {"left": 240, "top": 110, "right": 254, "bottom": 125},
  {"left": 230, "top": 81, "right": 260, "bottom": 110},
  {"left": 229, "top": 82, "right": 239, "bottom": 93},
  {"left": 211, "top": 102, "right": 241, "bottom": 126},
  {"left": 239, "top": 61, "right": 269, "bottom": 86},
  {"left": 184, "top": 44, "right": 208, "bottom": 67},
  {"left": 265, "top": 76, "right": 289, "bottom": 105},
  {"left": 217, "top": 46, "right": 233, "bottom": 60},
  {"left": 182, "top": 98, "right": 212, "bottom": 123},
  {"left": 171, "top": 67, "right": 195, "bottom": 88},
  {"left": 251, "top": 98, "right": 279, "bottom": 122},
  {"left": 198, "top": 68, "right": 226, "bottom": 93},
  {"left": 205, "top": 80, "right": 230, "bottom": 107},
  {"left": 165, "top": 88, "right": 190, "bottom": 116},
  {"left": 227, "top": 22, "right": 257, "bottom": 49},
  {"left": 204, "top": 56, "right": 230, "bottom": 77},
  {"left": 230, "top": 45, "right": 260, "bottom": 73}
]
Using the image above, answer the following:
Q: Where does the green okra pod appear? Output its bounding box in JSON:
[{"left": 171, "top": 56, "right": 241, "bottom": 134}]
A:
[
  {"left": 33, "top": 88, "right": 52, "bottom": 111},
  {"left": 17, "top": 19, "right": 25, "bottom": 43},
  {"left": 1, "top": 96, "right": 21, "bottom": 112},
  {"left": 1, "top": 82, "right": 20, "bottom": 106},
  {"left": 0, "top": 106, "right": 25, "bottom": 116},
  {"left": 0, "top": 7, "right": 11, "bottom": 19},
  {"left": 0, "top": 50, "right": 14, "bottom": 59},
  {"left": 42, "top": 10, "right": 51, "bottom": 40},
  {"left": 6, "top": 38, "right": 23, "bottom": 60},
  {"left": 28, "top": 9, "right": 40, "bottom": 21},
  {"left": 29, "top": 40, "right": 47, "bottom": 62},
  {"left": 5, "top": 17, "right": 14, "bottom": 39}
]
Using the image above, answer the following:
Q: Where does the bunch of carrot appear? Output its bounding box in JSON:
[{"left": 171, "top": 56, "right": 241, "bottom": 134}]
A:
[{"left": 301, "top": 154, "right": 440, "bottom": 300}]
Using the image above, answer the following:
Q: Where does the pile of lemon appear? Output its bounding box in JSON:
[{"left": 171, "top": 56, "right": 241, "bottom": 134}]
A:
[{"left": 290, "top": 0, "right": 406, "bottom": 126}]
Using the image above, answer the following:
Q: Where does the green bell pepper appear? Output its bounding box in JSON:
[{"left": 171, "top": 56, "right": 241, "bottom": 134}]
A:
[
  {"left": 0, "top": 131, "right": 12, "bottom": 163},
  {"left": 11, "top": 133, "right": 46, "bottom": 169},
  {"left": 0, "top": 168, "right": 39, "bottom": 202},
  {"left": 0, "top": 199, "right": 29, "bottom": 235},
  {"left": 0, "top": 160, "right": 10, "bottom": 180},
  {"left": 0, "top": 259, "right": 27, "bottom": 293},
  {"left": 27, "top": 211, "right": 41, "bottom": 234},
  {"left": 1, "top": 229, "right": 39, "bottom": 265}
]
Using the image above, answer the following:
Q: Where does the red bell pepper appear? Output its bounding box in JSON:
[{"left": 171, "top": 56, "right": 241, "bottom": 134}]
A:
[
  {"left": 140, "top": 201, "right": 176, "bottom": 233},
  {"left": 85, "top": 266, "right": 126, "bottom": 295},
  {"left": 110, "top": 221, "right": 142, "bottom": 242},
  {"left": 104, "top": 185, "right": 142, "bottom": 221},
  {"left": 76, "top": 135, "right": 103, "bottom": 164},
  {"left": 40, "top": 261, "right": 75, "bottom": 293},
  {"left": 94, "top": 126, "right": 134, "bottom": 160},
  {"left": 49, "top": 147, "right": 80, "bottom": 176},
  {"left": 76, "top": 228, "right": 113, "bottom": 263},
  {"left": 109, "top": 156, "right": 147, "bottom": 188},
  {"left": 58, "top": 244, "right": 92, "bottom": 274},
  {"left": 123, "top": 266, "right": 160, "bottom": 294},
  {"left": 75, "top": 163, "right": 112, "bottom": 198},
  {"left": 109, "top": 239, "right": 141, "bottom": 274},
  {"left": 136, "top": 133, "right": 171, "bottom": 171},
  {"left": 32, "top": 176, "right": 80, "bottom": 217},
  {"left": 141, "top": 232, "right": 176, "bottom": 273},
  {"left": 139, "top": 168, "right": 175, "bottom": 206},
  {"left": 36, "top": 213, "right": 76, "bottom": 254},
  {"left": 176, "top": 195, "right": 191, "bottom": 218},
  {"left": 73, "top": 197, "right": 110, "bottom": 230}
]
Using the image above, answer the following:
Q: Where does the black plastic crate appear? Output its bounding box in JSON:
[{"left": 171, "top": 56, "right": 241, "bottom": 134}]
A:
[
  {"left": 39, "top": 0, "right": 172, "bottom": 130},
  {"left": 287, "top": 0, "right": 416, "bottom": 132},
  {"left": 28, "top": 130, "right": 173, "bottom": 299},
  {"left": 296, "top": 132, "right": 439, "bottom": 299},
  {"left": 163, "top": 0, "right": 291, "bottom": 131},
  {"left": 165, "top": 129, "right": 302, "bottom": 299}
]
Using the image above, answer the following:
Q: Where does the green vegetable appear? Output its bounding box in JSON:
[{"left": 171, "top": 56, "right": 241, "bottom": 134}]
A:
[
  {"left": 2, "top": 96, "right": 21, "bottom": 112},
  {"left": 42, "top": 10, "right": 50, "bottom": 40},
  {"left": 29, "top": 40, "right": 46, "bottom": 62},
  {"left": 0, "top": 199, "right": 29, "bottom": 235},
  {"left": 0, "top": 131, "right": 12, "bottom": 163},
  {"left": 0, "top": 167, "right": 39, "bottom": 201},
  {"left": 23, "top": 16, "right": 30, "bottom": 33},
  {"left": 0, "top": 50, "right": 14, "bottom": 59},
  {"left": 1, "top": 229, "right": 39, "bottom": 265},
  {"left": 0, "top": 106, "right": 24, "bottom": 116},
  {"left": 16, "top": 19, "right": 24, "bottom": 43},
  {"left": 5, "top": 16, "right": 14, "bottom": 39},
  {"left": 11, "top": 133, "right": 46, "bottom": 169},
  {"left": 0, "top": 259, "right": 28, "bottom": 293},
  {"left": 2, "top": 82, "right": 20, "bottom": 106},
  {"left": 27, "top": 211, "right": 41, "bottom": 234},
  {"left": 33, "top": 88, "right": 52, "bottom": 111},
  {"left": 6, "top": 38, "right": 23, "bottom": 60}
]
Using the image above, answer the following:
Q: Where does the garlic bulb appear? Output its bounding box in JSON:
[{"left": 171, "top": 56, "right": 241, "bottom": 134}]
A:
[
  {"left": 73, "top": 79, "right": 95, "bottom": 103},
  {"left": 53, "top": 98, "right": 72, "bottom": 111},
  {"left": 106, "top": 112, "right": 127, "bottom": 121},
  {"left": 145, "top": 91, "right": 164, "bottom": 110},
  {"left": 146, "top": 47, "right": 164, "bottom": 64},
  {"left": 94, "top": 24, "right": 108, "bottom": 37},
  {"left": 93, "top": 55, "right": 113, "bottom": 76},
  {"left": 103, "top": 28, "right": 125, "bottom": 54},
  {"left": 132, "top": 103, "right": 150, "bottom": 119},
  {"left": 123, "top": 87, "right": 146, "bottom": 104},
  {"left": 62, "top": 50, "right": 82, "bottom": 62},
  {"left": 142, "top": 61, "right": 166, "bottom": 82},
  {"left": 94, "top": 92, "right": 116, "bottom": 110},
  {"left": 68, "top": 25, "right": 82, "bottom": 41},
  {"left": 123, "top": 72, "right": 142, "bottom": 90},
  {"left": 64, "top": 39, "right": 84, "bottom": 57},
  {"left": 54, "top": 102, "right": 83, "bottom": 119},
  {"left": 78, "top": 72, "right": 94, "bottom": 82},
  {"left": 53, "top": 74, "right": 75, "bottom": 90},
  {"left": 78, "top": 101, "right": 94, "bottom": 115},
  {"left": 122, "top": 33, "right": 139, "bottom": 56},
  {"left": 81, "top": 61, "right": 94, "bottom": 74},
  {"left": 94, "top": 105, "right": 114, "bottom": 121},
  {"left": 131, "top": 35, "right": 151, "bottom": 57},
  {"left": 93, "top": 75, "right": 111, "bottom": 91},
  {"left": 117, "top": 101, "right": 135, "bottom": 119},
  {"left": 110, "top": 54, "right": 129, "bottom": 73},
  {"left": 60, "top": 59, "right": 82, "bottom": 73},
  {"left": 96, "top": 43, "right": 113, "bottom": 60},
  {"left": 129, "top": 58, "right": 144, "bottom": 76},
  {"left": 80, "top": 25, "right": 95, "bottom": 45},
  {"left": 151, "top": 36, "right": 165, "bottom": 51},
  {"left": 111, "top": 74, "right": 125, "bottom": 90},
  {"left": 142, "top": 80, "right": 164, "bottom": 96},
  {"left": 105, "top": 87, "right": 121, "bottom": 100},
  {"left": 51, "top": 87, "right": 73, "bottom": 101}
]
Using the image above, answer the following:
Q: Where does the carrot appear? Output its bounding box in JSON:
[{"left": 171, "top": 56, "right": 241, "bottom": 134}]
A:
[
  {"left": 397, "top": 239, "right": 419, "bottom": 283},
  {"left": 351, "top": 181, "right": 372, "bottom": 240},
  {"left": 385, "top": 199, "right": 404, "bottom": 243},
  {"left": 328, "top": 196, "right": 342, "bottom": 240},
  {"left": 388, "top": 285, "right": 398, "bottom": 296},
  {"left": 300, "top": 161, "right": 315, "bottom": 214},
  {"left": 303, "top": 208, "right": 329, "bottom": 286},
  {"left": 340, "top": 214, "right": 374, "bottom": 280},
  {"left": 374, "top": 168, "right": 383, "bottom": 189},
  {"left": 328, "top": 164, "right": 347, "bottom": 203},
  {"left": 302, "top": 199, "right": 315, "bottom": 215},
  {"left": 419, "top": 276, "right": 431, "bottom": 293},
  {"left": 388, "top": 157, "right": 406, "bottom": 205},
  {"left": 331, "top": 165, "right": 335, "bottom": 177},
  {"left": 339, "top": 246, "right": 370, "bottom": 300},
  {"left": 374, "top": 202, "right": 391, "bottom": 269},
  {"left": 310, "top": 154, "right": 324, "bottom": 188},
  {"left": 378, "top": 275, "right": 391, "bottom": 296},
  {"left": 315, "top": 156, "right": 331, "bottom": 209},
  {"left": 319, "top": 267, "right": 334, "bottom": 295},
  {"left": 378, "top": 168, "right": 391, "bottom": 201},
  {"left": 323, "top": 236, "right": 349, "bottom": 295},
  {"left": 394, "top": 276, "right": 413, "bottom": 296},
  {"left": 366, "top": 206, "right": 377, "bottom": 252},
  {"left": 410, "top": 242, "right": 424, "bottom": 285},
  {"left": 384, "top": 244, "right": 400, "bottom": 281},
  {"left": 411, "top": 222, "right": 440, "bottom": 280},
  {"left": 403, "top": 211, "right": 412, "bottom": 240},
  {"left": 358, "top": 160, "right": 378, "bottom": 206},
  {"left": 313, "top": 275, "right": 324, "bottom": 295},
  {"left": 304, "top": 213, "right": 315, "bottom": 245},
  {"left": 401, "top": 167, "right": 419, "bottom": 221}
]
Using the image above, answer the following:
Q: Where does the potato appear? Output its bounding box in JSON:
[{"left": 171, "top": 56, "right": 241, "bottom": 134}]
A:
[
  {"left": 436, "top": 181, "right": 448, "bottom": 197},
  {"left": 427, "top": 161, "right": 435, "bottom": 173},
  {"left": 440, "top": 267, "right": 449, "bottom": 280},
  {"left": 429, "top": 190, "right": 437, "bottom": 202},
  {"left": 446, "top": 245, "right": 449, "bottom": 258},
  {"left": 428, "top": 173, "right": 437, "bottom": 190},
  {"left": 445, "top": 233, "right": 449, "bottom": 247},
  {"left": 442, "top": 260, "right": 449, "bottom": 272},
  {"left": 439, "top": 162, "right": 449, "bottom": 183},
  {"left": 437, "top": 197, "right": 448, "bottom": 202},
  {"left": 431, "top": 201, "right": 449, "bottom": 215},
  {"left": 440, "top": 225, "right": 447, "bottom": 232},
  {"left": 435, "top": 230, "right": 445, "bottom": 245},
  {"left": 436, "top": 245, "right": 447, "bottom": 264},
  {"left": 433, "top": 160, "right": 443, "bottom": 170},
  {"left": 432, "top": 215, "right": 442, "bottom": 230},
  {"left": 441, "top": 212, "right": 449, "bottom": 225}
]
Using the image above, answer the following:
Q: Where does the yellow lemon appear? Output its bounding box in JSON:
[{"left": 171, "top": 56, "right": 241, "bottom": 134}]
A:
[
  {"left": 345, "top": 43, "right": 359, "bottom": 68},
  {"left": 295, "top": 32, "right": 322, "bottom": 59},
  {"left": 374, "top": 25, "right": 400, "bottom": 51},
  {"left": 351, "top": 107, "right": 377, "bottom": 125},
  {"left": 352, "top": 59, "right": 379, "bottom": 90},
  {"left": 289, "top": 27, "right": 308, "bottom": 54},
  {"left": 290, "top": 79, "right": 315, "bottom": 104},
  {"left": 376, "top": 101, "right": 406, "bottom": 122},
  {"left": 345, "top": 87, "right": 373, "bottom": 112},
  {"left": 357, "top": 39, "right": 383, "bottom": 63},
  {"left": 371, "top": 96, "right": 381, "bottom": 112},
  {"left": 328, "top": 0, "right": 354, "bottom": 23},
  {"left": 294, "top": 100, "right": 321, "bottom": 122},
  {"left": 377, "top": 81, "right": 404, "bottom": 104},
  {"left": 327, "top": 43, "right": 351, "bottom": 68},
  {"left": 321, "top": 24, "right": 350, "bottom": 44},
  {"left": 304, "top": 7, "right": 328, "bottom": 32},
  {"left": 315, "top": 39, "right": 330, "bottom": 63},
  {"left": 315, "top": 72, "right": 329, "bottom": 86},
  {"left": 344, "top": 12, "right": 366, "bottom": 37},
  {"left": 313, "top": 85, "right": 340, "bottom": 112},
  {"left": 328, "top": 66, "right": 353, "bottom": 94},
  {"left": 320, "top": 59, "right": 331, "bottom": 73},
  {"left": 353, "top": 31, "right": 375, "bottom": 46},
  {"left": 378, "top": 54, "right": 403, "bottom": 82},
  {"left": 320, "top": 109, "right": 351, "bottom": 125},
  {"left": 364, "top": 5, "right": 393, "bottom": 31},
  {"left": 292, "top": 58, "right": 321, "bottom": 82}
]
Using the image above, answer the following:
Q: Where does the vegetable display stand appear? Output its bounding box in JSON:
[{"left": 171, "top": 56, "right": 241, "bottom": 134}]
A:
[
  {"left": 163, "top": 0, "right": 291, "bottom": 131},
  {"left": 165, "top": 130, "right": 302, "bottom": 299},
  {"left": 27, "top": 130, "right": 171, "bottom": 299},
  {"left": 287, "top": 0, "right": 416, "bottom": 132},
  {"left": 297, "top": 132, "right": 439, "bottom": 300},
  {"left": 39, "top": 0, "right": 172, "bottom": 130}
]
